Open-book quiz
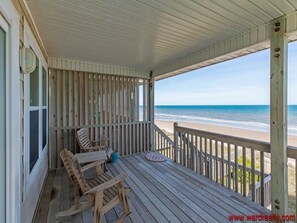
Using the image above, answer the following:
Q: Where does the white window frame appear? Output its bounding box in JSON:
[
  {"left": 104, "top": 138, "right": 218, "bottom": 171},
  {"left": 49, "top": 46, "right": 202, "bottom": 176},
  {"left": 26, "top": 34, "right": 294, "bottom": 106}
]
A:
[
  {"left": 23, "top": 23, "right": 48, "bottom": 195},
  {"left": 0, "top": 2, "right": 20, "bottom": 221},
  {"left": 0, "top": 13, "right": 9, "bottom": 223}
]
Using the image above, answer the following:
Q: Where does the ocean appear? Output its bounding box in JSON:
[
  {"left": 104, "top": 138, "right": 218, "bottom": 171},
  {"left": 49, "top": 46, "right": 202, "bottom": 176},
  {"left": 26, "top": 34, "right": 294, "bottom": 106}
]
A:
[{"left": 149, "top": 105, "right": 297, "bottom": 135}]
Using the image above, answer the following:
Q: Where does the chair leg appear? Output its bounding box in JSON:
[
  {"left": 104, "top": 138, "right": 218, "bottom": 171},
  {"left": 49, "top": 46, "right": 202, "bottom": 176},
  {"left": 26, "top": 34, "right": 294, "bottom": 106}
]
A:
[
  {"left": 117, "top": 182, "right": 131, "bottom": 223},
  {"left": 74, "top": 192, "right": 81, "bottom": 205},
  {"left": 93, "top": 191, "right": 104, "bottom": 223}
]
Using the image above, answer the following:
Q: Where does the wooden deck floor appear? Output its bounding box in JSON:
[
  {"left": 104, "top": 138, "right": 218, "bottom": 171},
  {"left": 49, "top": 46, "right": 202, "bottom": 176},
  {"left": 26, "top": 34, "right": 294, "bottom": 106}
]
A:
[{"left": 34, "top": 153, "right": 270, "bottom": 223}]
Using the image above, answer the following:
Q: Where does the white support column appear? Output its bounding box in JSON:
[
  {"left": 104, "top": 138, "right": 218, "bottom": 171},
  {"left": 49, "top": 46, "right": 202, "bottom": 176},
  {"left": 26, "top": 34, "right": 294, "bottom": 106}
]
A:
[
  {"left": 149, "top": 73, "right": 155, "bottom": 150},
  {"left": 270, "top": 16, "right": 288, "bottom": 216}
]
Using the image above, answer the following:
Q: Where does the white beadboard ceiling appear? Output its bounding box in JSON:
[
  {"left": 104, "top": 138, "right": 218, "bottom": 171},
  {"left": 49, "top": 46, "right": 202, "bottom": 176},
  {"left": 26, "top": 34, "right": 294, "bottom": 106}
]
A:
[{"left": 27, "top": 0, "right": 297, "bottom": 77}]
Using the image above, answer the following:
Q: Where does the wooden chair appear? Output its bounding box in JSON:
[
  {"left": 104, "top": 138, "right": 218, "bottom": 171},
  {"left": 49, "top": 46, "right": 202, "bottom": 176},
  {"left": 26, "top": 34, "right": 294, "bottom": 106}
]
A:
[
  {"left": 76, "top": 128, "right": 109, "bottom": 153},
  {"left": 56, "top": 148, "right": 131, "bottom": 223}
]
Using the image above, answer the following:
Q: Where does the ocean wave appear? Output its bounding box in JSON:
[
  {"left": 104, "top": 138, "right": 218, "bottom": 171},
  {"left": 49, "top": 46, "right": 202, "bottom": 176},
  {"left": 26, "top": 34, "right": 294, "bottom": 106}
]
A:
[
  {"left": 156, "top": 113, "right": 268, "bottom": 127},
  {"left": 154, "top": 113, "right": 297, "bottom": 135}
]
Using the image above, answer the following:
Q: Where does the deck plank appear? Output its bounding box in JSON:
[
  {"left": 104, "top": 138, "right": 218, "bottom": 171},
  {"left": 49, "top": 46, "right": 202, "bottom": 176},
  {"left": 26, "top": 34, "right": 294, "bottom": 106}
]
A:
[
  {"left": 34, "top": 153, "right": 271, "bottom": 223},
  {"left": 47, "top": 169, "right": 63, "bottom": 223},
  {"left": 33, "top": 170, "right": 56, "bottom": 222},
  {"left": 133, "top": 154, "right": 266, "bottom": 222},
  {"left": 129, "top": 155, "right": 224, "bottom": 222},
  {"left": 112, "top": 161, "right": 168, "bottom": 222},
  {"left": 122, "top": 156, "right": 200, "bottom": 223}
]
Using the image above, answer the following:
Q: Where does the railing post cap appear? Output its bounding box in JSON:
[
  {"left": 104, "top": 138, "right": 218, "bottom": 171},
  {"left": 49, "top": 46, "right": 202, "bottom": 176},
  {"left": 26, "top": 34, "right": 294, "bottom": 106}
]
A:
[{"left": 174, "top": 122, "right": 178, "bottom": 127}]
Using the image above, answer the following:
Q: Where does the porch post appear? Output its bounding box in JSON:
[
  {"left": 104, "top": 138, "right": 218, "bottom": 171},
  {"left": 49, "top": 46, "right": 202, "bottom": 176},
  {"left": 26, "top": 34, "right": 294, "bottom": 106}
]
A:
[
  {"left": 149, "top": 72, "right": 155, "bottom": 151},
  {"left": 270, "top": 16, "right": 288, "bottom": 216}
]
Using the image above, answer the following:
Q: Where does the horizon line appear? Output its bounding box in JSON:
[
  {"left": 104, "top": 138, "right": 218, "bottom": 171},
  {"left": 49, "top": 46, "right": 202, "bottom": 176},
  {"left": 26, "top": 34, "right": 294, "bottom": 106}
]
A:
[{"left": 142, "top": 104, "right": 297, "bottom": 106}]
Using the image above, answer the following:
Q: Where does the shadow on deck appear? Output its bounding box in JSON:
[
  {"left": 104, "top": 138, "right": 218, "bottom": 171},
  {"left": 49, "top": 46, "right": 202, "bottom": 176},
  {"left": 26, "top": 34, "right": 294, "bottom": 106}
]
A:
[{"left": 33, "top": 153, "right": 270, "bottom": 222}]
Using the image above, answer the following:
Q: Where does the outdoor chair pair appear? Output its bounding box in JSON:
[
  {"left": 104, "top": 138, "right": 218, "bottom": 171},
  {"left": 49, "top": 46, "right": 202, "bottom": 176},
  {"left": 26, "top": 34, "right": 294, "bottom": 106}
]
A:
[{"left": 56, "top": 148, "right": 131, "bottom": 223}]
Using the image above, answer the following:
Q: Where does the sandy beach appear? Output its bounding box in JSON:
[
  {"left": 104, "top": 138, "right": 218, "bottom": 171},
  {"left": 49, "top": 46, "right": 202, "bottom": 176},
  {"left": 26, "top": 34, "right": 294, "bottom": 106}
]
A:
[{"left": 155, "top": 120, "right": 297, "bottom": 147}]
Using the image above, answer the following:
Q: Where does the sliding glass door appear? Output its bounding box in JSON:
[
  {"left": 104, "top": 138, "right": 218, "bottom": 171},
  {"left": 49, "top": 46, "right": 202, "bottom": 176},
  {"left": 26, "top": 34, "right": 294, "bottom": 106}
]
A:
[{"left": 0, "top": 23, "right": 6, "bottom": 223}]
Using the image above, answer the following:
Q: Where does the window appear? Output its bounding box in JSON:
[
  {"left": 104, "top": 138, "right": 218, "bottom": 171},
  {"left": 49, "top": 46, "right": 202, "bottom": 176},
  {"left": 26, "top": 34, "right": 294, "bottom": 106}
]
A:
[
  {"left": 42, "top": 67, "right": 47, "bottom": 150},
  {"left": 27, "top": 51, "right": 48, "bottom": 174},
  {"left": 29, "top": 111, "right": 38, "bottom": 171}
]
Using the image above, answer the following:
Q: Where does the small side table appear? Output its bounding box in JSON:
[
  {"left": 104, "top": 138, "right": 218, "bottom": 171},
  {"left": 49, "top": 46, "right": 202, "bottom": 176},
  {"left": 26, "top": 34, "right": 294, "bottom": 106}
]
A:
[{"left": 75, "top": 151, "right": 107, "bottom": 174}]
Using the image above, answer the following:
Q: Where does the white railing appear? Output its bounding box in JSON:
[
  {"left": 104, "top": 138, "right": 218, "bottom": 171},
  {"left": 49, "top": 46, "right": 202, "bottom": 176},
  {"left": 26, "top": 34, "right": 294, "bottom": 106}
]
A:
[
  {"left": 154, "top": 124, "right": 175, "bottom": 159},
  {"left": 172, "top": 123, "right": 297, "bottom": 215}
]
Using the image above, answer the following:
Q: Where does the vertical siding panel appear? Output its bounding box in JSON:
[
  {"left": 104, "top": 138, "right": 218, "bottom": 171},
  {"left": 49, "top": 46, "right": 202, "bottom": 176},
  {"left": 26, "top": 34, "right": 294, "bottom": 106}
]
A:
[
  {"left": 99, "top": 74, "right": 103, "bottom": 136},
  {"left": 121, "top": 77, "right": 125, "bottom": 155},
  {"left": 116, "top": 77, "right": 120, "bottom": 152},
  {"left": 108, "top": 76, "right": 112, "bottom": 148},
  {"left": 56, "top": 70, "right": 63, "bottom": 168},
  {"left": 94, "top": 74, "right": 99, "bottom": 143},
  {"left": 89, "top": 74, "right": 94, "bottom": 141},
  {"left": 48, "top": 69, "right": 147, "bottom": 167},
  {"left": 49, "top": 69, "right": 57, "bottom": 168},
  {"left": 74, "top": 72, "right": 79, "bottom": 126},
  {"left": 62, "top": 70, "right": 69, "bottom": 154},
  {"left": 74, "top": 71, "right": 79, "bottom": 153},
  {"left": 79, "top": 72, "right": 85, "bottom": 126},
  {"left": 68, "top": 71, "right": 74, "bottom": 152},
  {"left": 85, "top": 73, "right": 89, "bottom": 126}
]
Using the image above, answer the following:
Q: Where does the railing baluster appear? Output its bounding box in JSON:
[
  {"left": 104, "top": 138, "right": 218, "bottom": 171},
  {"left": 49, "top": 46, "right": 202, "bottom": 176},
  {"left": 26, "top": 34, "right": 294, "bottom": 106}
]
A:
[
  {"left": 186, "top": 133, "right": 189, "bottom": 168},
  {"left": 228, "top": 143, "right": 231, "bottom": 189},
  {"left": 204, "top": 138, "right": 208, "bottom": 177},
  {"left": 260, "top": 151, "right": 264, "bottom": 206},
  {"left": 195, "top": 135, "right": 199, "bottom": 173},
  {"left": 210, "top": 139, "right": 213, "bottom": 180},
  {"left": 243, "top": 146, "right": 246, "bottom": 197},
  {"left": 183, "top": 133, "right": 186, "bottom": 166},
  {"left": 295, "top": 159, "right": 297, "bottom": 218},
  {"left": 191, "top": 134, "right": 194, "bottom": 170},
  {"left": 235, "top": 145, "right": 238, "bottom": 193},
  {"left": 215, "top": 140, "right": 218, "bottom": 183},
  {"left": 200, "top": 137, "right": 203, "bottom": 175},
  {"left": 251, "top": 149, "right": 255, "bottom": 202},
  {"left": 221, "top": 142, "right": 224, "bottom": 186}
]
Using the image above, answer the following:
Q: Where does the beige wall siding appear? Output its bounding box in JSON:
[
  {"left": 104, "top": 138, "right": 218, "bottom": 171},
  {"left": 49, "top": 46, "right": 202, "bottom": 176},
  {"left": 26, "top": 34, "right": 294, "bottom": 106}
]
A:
[{"left": 49, "top": 69, "right": 151, "bottom": 168}]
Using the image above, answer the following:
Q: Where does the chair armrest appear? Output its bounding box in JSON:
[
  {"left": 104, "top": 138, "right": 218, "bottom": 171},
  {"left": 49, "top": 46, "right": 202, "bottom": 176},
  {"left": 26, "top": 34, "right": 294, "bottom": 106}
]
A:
[
  {"left": 91, "top": 138, "right": 109, "bottom": 143},
  {"left": 82, "top": 146, "right": 106, "bottom": 151},
  {"left": 81, "top": 160, "right": 106, "bottom": 172},
  {"left": 85, "top": 173, "right": 128, "bottom": 194}
]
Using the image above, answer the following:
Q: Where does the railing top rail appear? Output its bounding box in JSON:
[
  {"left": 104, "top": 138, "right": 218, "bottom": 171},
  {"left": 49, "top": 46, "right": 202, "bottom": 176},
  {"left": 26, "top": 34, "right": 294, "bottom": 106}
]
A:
[
  {"left": 50, "top": 121, "right": 151, "bottom": 130},
  {"left": 175, "top": 125, "right": 297, "bottom": 159}
]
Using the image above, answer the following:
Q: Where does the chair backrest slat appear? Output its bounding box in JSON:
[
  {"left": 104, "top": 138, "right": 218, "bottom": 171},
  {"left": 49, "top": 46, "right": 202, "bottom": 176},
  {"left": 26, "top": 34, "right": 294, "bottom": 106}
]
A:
[{"left": 76, "top": 128, "right": 92, "bottom": 152}]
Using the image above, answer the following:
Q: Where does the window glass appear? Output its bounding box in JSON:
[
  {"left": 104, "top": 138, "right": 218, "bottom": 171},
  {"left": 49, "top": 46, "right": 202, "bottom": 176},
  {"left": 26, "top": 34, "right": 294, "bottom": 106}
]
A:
[
  {"left": 30, "top": 111, "right": 39, "bottom": 172},
  {"left": 42, "top": 109, "right": 47, "bottom": 149},
  {"left": 30, "top": 53, "right": 39, "bottom": 106}
]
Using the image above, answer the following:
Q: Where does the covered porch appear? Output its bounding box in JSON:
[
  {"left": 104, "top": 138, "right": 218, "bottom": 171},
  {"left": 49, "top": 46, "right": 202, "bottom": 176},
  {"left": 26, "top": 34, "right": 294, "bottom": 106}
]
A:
[
  {"left": 3, "top": 0, "right": 297, "bottom": 222},
  {"left": 34, "top": 153, "right": 270, "bottom": 223}
]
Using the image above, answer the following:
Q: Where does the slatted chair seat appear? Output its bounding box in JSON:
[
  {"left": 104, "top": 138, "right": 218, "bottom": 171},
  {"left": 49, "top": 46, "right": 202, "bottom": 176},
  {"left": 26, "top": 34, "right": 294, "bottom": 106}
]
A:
[
  {"left": 87, "top": 173, "right": 119, "bottom": 206},
  {"left": 56, "top": 148, "right": 131, "bottom": 223}
]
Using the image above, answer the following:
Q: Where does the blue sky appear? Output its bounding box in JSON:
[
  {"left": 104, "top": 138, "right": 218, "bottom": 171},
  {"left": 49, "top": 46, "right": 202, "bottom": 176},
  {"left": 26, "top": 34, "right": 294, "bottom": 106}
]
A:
[{"left": 154, "top": 41, "right": 297, "bottom": 105}]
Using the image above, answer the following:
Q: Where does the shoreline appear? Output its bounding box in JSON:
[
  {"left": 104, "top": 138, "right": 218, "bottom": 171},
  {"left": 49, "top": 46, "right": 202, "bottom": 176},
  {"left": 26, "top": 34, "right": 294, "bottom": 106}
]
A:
[{"left": 155, "top": 120, "right": 297, "bottom": 147}]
